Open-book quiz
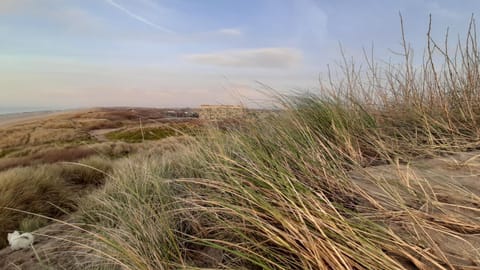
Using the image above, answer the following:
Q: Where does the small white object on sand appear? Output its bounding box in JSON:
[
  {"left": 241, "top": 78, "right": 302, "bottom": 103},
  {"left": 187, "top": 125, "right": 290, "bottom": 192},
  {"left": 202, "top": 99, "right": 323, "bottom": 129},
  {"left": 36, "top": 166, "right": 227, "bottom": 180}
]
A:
[{"left": 7, "top": 231, "right": 34, "bottom": 250}]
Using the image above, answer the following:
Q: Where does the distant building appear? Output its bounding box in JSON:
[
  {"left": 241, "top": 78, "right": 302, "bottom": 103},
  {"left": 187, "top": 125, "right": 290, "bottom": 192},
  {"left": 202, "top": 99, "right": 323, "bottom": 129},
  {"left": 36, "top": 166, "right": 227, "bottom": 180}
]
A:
[
  {"left": 199, "top": 105, "right": 245, "bottom": 120},
  {"left": 166, "top": 110, "right": 199, "bottom": 118},
  {"left": 166, "top": 110, "right": 177, "bottom": 117}
]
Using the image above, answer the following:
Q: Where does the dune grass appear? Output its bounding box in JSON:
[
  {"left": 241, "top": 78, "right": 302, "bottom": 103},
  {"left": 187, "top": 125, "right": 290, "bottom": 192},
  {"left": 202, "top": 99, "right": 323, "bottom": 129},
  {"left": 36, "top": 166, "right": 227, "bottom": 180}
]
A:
[
  {"left": 1, "top": 19, "right": 479, "bottom": 269},
  {"left": 0, "top": 142, "right": 137, "bottom": 173},
  {"left": 105, "top": 123, "right": 201, "bottom": 143},
  {"left": 61, "top": 19, "right": 480, "bottom": 270},
  {"left": 0, "top": 156, "right": 112, "bottom": 248}
]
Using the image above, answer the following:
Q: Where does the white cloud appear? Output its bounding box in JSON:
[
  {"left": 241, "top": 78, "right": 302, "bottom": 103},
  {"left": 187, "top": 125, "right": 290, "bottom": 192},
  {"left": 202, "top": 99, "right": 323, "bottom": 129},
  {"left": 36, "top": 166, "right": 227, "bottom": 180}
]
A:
[
  {"left": 105, "top": 0, "right": 174, "bottom": 33},
  {"left": 185, "top": 48, "right": 303, "bottom": 68},
  {"left": 217, "top": 28, "right": 243, "bottom": 37}
]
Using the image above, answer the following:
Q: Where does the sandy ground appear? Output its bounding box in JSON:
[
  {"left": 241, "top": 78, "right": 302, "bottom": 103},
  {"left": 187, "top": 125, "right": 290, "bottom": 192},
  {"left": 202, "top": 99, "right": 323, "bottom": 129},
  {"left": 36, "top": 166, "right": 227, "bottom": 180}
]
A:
[{"left": 0, "top": 109, "right": 90, "bottom": 129}]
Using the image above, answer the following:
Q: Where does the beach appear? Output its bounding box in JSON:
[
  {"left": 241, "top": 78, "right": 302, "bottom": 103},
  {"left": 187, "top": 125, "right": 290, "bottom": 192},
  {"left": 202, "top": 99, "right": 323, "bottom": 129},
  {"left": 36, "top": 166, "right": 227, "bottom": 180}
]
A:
[
  {"left": 0, "top": 110, "right": 89, "bottom": 128},
  {"left": 0, "top": 111, "right": 58, "bottom": 128}
]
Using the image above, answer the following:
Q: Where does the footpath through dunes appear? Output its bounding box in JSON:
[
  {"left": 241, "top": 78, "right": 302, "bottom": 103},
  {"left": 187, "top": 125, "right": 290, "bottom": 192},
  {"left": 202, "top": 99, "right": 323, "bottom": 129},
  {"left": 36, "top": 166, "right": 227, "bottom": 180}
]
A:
[{"left": 0, "top": 151, "right": 478, "bottom": 269}]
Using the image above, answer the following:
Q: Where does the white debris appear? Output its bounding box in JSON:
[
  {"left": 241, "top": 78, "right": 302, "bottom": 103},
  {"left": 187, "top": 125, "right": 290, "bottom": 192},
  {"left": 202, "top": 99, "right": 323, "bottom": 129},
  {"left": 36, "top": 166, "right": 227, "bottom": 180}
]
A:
[{"left": 7, "top": 231, "right": 34, "bottom": 250}]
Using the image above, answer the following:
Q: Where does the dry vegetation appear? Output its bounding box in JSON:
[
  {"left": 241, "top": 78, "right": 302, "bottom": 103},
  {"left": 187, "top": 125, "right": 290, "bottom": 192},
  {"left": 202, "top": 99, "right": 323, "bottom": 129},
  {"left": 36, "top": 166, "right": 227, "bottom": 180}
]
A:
[
  {"left": 0, "top": 156, "right": 112, "bottom": 248},
  {"left": 0, "top": 108, "right": 200, "bottom": 252},
  {"left": 105, "top": 120, "right": 203, "bottom": 143},
  {"left": 0, "top": 107, "right": 196, "bottom": 171},
  {"left": 1, "top": 19, "right": 480, "bottom": 270}
]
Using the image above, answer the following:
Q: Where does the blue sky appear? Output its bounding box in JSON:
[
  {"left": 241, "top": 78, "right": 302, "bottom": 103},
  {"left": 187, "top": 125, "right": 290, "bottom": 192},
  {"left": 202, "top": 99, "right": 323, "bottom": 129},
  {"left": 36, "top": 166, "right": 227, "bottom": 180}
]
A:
[{"left": 0, "top": 0, "right": 478, "bottom": 109}]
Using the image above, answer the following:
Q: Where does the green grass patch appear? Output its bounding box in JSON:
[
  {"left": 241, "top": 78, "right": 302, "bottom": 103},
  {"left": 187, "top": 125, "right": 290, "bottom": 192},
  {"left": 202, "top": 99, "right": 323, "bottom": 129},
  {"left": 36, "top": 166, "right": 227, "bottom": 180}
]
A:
[{"left": 105, "top": 124, "right": 200, "bottom": 143}]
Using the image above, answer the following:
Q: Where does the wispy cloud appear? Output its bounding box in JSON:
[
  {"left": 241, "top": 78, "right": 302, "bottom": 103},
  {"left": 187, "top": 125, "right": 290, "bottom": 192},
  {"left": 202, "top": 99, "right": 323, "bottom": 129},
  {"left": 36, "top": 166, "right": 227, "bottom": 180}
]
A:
[
  {"left": 217, "top": 28, "right": 243, "bottom": 37},
  {"left": 105, "top": 0, "right": 174, "bottom": 33},
  {"left": 185, "top": 48, "right": 302, "bottom": 68}
]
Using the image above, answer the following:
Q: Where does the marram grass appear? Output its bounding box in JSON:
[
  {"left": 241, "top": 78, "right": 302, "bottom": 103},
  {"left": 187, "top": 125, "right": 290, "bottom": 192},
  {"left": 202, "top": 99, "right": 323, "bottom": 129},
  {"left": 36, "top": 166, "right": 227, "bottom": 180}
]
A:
[{"left": 18, "top": 18, "right": 480, "bottom": 269}]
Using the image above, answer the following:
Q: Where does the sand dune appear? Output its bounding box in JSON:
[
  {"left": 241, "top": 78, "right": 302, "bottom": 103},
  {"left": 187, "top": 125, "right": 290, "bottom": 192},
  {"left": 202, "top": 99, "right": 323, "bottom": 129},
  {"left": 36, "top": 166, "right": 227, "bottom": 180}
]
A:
[{"left": 0, "top": 110, "right": 88, "bottom": 128}]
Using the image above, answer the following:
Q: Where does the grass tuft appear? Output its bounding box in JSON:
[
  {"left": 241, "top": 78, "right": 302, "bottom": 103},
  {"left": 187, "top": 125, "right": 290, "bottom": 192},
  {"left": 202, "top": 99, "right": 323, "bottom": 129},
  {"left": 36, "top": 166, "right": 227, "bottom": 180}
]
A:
[{"left": 0, "top": 156, "right": 112, "bottom": 248}]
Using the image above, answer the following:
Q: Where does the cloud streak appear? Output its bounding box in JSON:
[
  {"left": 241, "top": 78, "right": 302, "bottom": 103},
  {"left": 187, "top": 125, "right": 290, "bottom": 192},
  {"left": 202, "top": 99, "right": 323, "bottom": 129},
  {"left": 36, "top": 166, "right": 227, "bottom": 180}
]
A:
[
  {"left": 185, "top": 48, "right": 302, "bottom": 68},
  {"left": 105, "top": 0, "right": 173, "bottom": 33},
  {"left": 217, "top": 28, "right": 243, "bottom": 37}
]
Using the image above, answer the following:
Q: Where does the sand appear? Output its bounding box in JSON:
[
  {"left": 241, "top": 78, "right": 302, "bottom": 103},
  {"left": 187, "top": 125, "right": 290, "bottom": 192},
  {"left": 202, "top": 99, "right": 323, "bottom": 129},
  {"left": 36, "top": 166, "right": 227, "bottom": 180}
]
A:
[{"left": 0, "top": 109, "right": 90, "bottom": 128}]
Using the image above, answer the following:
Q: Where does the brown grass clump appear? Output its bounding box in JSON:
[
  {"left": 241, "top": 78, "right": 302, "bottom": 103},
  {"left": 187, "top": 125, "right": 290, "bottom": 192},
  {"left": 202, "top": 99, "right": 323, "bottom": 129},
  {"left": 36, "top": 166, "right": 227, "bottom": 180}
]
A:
[
  {"left": 0, "top": 166, "right": 76, "bottom": 248},
  {"left": 29, "top": 128, "right": 86, "bottom": 145},
  {"left": 0, "top": 156, "right": 112, "bottom": 249},
  {"left": 0, "top": 128, "right": 31, "bottom": 149},
  {"left": 0, "top": 147, "right": 97, "bottom": 172},
  {"left": 41, "top": 119, "right": 76, "bottom": 129},
  {"left": 0, "top": 141, "right": 140, "bottom": 172},
  {"left": 60, "top": 156, "right": 112, "bottom": 186},
  {"left": 105, "top": 122, "right": 202, "bottom": 143},
  {"left": 76, "top": 118, "right": 123, "bottom": 131},
  {"left": 0, "top": 124, "right": 89, "bottom": 151}
]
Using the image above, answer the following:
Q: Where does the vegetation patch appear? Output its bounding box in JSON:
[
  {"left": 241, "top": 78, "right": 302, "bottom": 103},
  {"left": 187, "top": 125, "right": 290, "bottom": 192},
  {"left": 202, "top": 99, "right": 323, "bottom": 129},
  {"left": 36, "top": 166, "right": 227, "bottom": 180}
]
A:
[
  {"left": 105, "top": 123, "right": 201, "bottom": 143},
  {"left": 0, "top": 147, "right": 18, "bottom": 159},
  {"left": 75, "top": 118, "right": 123, "bottom": 131},
  {"left": 0, "top": 156, "right": 112, "bottom": 248},
  {"left": 0, "top": 147, "right": 97, "bottom": 172}
]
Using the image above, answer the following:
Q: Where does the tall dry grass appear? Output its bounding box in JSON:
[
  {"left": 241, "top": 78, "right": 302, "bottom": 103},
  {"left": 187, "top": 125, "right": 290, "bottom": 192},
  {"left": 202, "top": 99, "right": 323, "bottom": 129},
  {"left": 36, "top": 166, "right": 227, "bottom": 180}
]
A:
[
  {"left": 41, "top": 18, "right": 480, "bottom": 269},
  {"left": 0, "top": 156, "right": 112, "bottom": 248}
]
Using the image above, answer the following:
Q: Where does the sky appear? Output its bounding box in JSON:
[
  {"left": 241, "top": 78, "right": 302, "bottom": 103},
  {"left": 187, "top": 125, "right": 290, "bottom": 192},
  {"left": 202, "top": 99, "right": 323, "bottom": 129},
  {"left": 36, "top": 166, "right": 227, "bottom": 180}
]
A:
[{"left": 0, "top": 0, "right": 479, "bottom": 109}]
